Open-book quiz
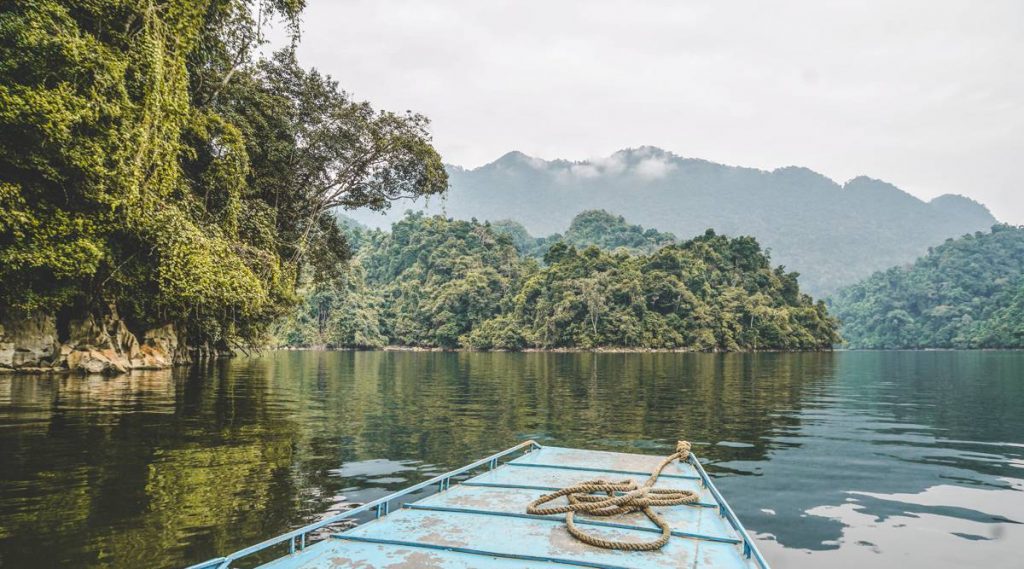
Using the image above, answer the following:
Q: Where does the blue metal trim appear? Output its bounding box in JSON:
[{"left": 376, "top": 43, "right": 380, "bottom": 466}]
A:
[
  {"left": 688, "top": 453, "right": 771, "bottom": 569},
  {"left": 460, "top": 481, "right": 720, "bottom": 508},
  {"left": 404, "top": 504, "right": 742, "bottom": 544},
  {"left": 182, "top": 558, "right": 226, "bottom": 569},
  {"left": 333, "top": 534, "right": 637, "bottom": 569},
  {"left": 462, "top": 481, "right": 571, "bottom": 491},
  {"left": 506, "top": 462, "right": 700, "bottom": 480},
  {"left": 186, "top": 440, "right": 543, "bottom": 569}
]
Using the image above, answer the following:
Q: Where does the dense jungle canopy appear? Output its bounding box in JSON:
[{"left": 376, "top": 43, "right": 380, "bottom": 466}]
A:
[
  {"left": 490, "top": 209, "right": 678, "bottom": 259},
  {"left": 277, "top": 212, "right": 840, "bottom": 351},
  {"left": 830, "top": 225, "right": 1024, "bottom": 349},
  {"left": 0, "top": 1, "right": 447, "bottom": 347}
]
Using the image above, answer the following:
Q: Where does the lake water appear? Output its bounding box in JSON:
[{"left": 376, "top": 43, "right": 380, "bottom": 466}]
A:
[{"left": 1, "top": 351, "right": 1022, "bottom": 569}]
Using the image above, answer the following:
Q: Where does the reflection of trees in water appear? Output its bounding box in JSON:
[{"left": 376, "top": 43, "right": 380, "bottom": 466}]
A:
[
  {"left": 269, "top": 352, "right": 839, "bottom": 477},
  {"left": 514, "top": 352, "right": 840, "bottom": 462},
  {"left": 0, "top": 366, "right": 303, "bottom": 568}
]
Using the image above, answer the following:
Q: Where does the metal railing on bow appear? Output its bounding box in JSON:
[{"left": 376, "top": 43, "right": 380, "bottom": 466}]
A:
[{"left": 184, "top": 439, "right": 542, "bottom": 569}]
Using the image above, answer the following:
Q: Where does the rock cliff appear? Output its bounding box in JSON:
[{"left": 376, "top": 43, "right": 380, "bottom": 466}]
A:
[{"left": 0, "top": 308, "right": 202, "bottom": 375}]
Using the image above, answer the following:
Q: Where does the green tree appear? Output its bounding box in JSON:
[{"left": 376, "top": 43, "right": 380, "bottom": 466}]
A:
[{"left": 0, "top": 1, "right": 446, "bottom": 350}]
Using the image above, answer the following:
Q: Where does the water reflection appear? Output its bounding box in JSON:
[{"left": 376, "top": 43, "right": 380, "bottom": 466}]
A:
[{"left": 0, "top": 351, "right": 1021, "bottom": 568}]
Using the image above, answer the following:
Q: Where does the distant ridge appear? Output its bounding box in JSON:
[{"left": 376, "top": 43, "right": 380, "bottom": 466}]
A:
[{"left": 345, "top": 147, "right": 997, "bottom": 296}]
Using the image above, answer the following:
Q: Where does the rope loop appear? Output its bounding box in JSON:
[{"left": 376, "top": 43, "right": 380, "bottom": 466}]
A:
[
  {"left": 675, "top": 440, "right": 691, "bottom": 459},
  {"left": 525, "top": 440, "right": 698, "bottom": 551}
]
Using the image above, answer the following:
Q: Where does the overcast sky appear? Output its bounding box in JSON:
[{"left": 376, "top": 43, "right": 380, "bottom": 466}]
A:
[{"left": 274, "top": 0, "right": 1024, "bottom": 223}]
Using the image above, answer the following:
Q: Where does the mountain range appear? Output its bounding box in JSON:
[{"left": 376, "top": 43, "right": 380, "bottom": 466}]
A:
[{"left": 345, "top": 147, "right": 997, "bottom": 296}]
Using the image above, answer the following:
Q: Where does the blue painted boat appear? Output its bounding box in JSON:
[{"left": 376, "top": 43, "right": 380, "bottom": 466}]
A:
[{"left": 187, "top": 441, "right": 770, "bottom": 569}]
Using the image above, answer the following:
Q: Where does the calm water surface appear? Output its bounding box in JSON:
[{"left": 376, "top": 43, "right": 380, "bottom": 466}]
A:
[{"left": 1, "top": 351, "right": 1022, "bottom": 568}]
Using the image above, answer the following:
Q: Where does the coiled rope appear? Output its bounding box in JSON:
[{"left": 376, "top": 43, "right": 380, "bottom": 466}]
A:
[{"left": 525, "top": 441, "right": 699, "bottom": 551}]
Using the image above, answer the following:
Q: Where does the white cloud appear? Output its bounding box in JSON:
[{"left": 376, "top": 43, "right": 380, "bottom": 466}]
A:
[
  {"left": 564, "top": 152, "right": 628, "bottom": 179},
  {"left": 634, "top": 157, "right": 677, "bottom": 180},
  {"left": 570, "top": 163, "right": 601, "bottom": 178},
  {"left": 591, "top": 153, "right": 627, "bottom": 175}
]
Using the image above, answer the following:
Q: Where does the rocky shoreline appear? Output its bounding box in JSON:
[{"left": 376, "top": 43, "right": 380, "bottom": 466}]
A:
[
  {"left": 276, "top": 345, "right": 830, "bottom": 354},
  {"left": 0, "top": 308, "right": 225, "bottom": 375},
  {"left": 2, "top": 332, "right": 834, "bottom": 376}
]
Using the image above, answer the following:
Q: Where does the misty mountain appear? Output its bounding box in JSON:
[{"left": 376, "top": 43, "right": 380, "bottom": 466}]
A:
[{"left": 345, "top": 147, "right": 996, "bottom": 296}]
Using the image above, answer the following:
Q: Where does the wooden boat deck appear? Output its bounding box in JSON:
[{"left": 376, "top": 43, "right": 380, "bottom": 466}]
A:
[{"left": 187, "top": 442, "right": 769, "bottom": 569}]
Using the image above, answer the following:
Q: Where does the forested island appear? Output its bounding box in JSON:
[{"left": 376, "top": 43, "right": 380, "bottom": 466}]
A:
[
  {"left": 276, "top": 212, "right": 840, "bottom": 351},
  {"left": 831, "top": 225, "right": 1024, "bottom": 349}
]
